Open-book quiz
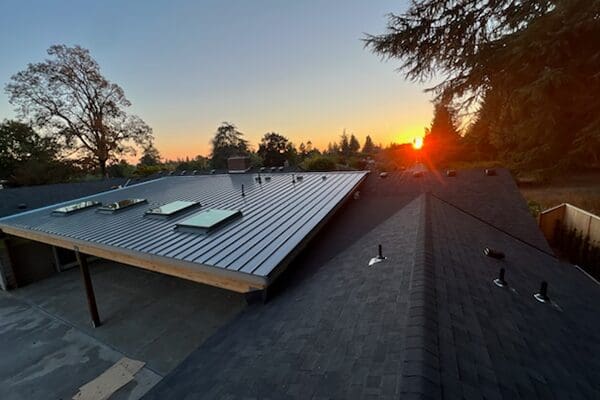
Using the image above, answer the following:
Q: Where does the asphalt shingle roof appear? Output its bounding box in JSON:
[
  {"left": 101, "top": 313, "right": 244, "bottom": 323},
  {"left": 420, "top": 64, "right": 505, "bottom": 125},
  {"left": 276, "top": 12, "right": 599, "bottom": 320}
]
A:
[{"left": 130, "top": 169, "right": 600, "bottom": 399}]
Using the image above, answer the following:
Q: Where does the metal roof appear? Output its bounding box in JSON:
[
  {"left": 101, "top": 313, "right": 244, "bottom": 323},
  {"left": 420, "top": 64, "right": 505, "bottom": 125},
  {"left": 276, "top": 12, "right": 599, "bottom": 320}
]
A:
[{"left": 0, "top": 172, "right": 367, "bottom": 291}]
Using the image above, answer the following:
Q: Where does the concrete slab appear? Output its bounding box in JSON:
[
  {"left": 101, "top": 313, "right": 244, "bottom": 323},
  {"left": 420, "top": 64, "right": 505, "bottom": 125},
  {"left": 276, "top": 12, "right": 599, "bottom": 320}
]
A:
[{"left": 0, "top": 260, "right": 246, "bottom": 399}]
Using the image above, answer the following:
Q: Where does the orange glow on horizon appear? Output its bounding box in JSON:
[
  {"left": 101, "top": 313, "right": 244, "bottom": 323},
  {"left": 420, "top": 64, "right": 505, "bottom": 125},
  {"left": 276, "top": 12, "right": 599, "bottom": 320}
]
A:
[{"left": 412, "top": 137, "right": 423, "bottom": 150}]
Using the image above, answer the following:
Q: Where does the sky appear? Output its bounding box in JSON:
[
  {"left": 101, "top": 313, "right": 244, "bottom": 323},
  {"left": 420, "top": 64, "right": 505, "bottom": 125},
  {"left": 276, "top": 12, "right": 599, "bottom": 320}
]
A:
[{"left": 0, "top": 0, "right": 435, "bottom": 161}]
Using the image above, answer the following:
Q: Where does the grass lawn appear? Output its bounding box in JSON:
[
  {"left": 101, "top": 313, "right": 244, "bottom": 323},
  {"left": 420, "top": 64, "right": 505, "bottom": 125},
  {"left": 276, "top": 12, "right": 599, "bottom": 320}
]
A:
[{"left": 519, "top": 171, "right": 600, "bottom": 216}]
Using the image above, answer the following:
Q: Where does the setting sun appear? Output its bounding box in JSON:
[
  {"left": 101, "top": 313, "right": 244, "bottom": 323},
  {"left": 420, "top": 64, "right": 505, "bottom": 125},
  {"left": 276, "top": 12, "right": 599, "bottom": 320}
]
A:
[{"left": 412, "top": 137, "right": 423, "bottom": 150}]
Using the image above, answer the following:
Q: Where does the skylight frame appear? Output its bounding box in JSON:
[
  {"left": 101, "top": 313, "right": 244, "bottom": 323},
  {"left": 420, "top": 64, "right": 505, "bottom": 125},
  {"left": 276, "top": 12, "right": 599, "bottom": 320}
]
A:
[
  {"left": 176, "top": 209, "right": 243, "bottom": 234},
  {"left": 145, "top": 200, "right": 201, "bottom": 219},
  {"left": 97, "top": 198, "right": 148, "bottom": 214},
  {"left": 52, "top": 201, "right": 102, "bottom": 216}
]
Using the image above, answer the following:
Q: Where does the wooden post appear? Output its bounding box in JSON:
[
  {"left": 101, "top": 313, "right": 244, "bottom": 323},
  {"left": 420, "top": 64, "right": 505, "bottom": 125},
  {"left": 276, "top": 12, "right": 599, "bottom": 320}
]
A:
[{"left": 75, "top": 250, "right": 101, "bottom": 328}]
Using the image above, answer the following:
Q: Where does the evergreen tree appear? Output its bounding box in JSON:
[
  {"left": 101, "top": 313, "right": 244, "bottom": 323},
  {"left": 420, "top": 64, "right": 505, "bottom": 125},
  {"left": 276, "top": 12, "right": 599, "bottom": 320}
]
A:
[
  {"left": 362, "top": 135, "right": 376, "bottom": 154},
  {"left": 210, "top": 122, "right": 249, "bottom": 169},
  {"left": 349, "top": 134, "right": 360, "bottom": 155}
]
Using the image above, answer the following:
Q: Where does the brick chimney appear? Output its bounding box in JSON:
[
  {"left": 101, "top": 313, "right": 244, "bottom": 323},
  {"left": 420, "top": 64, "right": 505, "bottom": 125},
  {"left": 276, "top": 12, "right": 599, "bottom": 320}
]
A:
[{"left": 227, "top": 156, "right": 251, "bottom": 173}]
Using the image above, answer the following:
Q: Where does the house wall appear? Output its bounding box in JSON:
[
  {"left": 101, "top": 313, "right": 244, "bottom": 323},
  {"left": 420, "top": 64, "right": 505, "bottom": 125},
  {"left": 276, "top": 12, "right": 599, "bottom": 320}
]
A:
[{"left": 2, "top": 237, "right": 57, "bottom": 288}]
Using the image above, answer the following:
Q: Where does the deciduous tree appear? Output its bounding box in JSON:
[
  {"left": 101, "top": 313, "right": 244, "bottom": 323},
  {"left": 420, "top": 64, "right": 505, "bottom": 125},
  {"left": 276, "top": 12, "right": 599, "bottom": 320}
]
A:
[{"left": 5, "top": 45, "right": 153, "bottom": 176}]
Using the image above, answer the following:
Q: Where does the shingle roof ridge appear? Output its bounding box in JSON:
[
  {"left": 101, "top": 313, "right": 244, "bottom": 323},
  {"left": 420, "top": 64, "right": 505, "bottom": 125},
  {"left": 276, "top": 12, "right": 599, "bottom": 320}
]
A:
[{"left": 399, "top": 193, "right": 443, "bottom": 399}]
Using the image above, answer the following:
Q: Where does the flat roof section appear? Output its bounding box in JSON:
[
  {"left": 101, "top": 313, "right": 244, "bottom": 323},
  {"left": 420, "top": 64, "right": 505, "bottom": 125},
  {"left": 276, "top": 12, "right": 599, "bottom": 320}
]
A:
[{"left": 0, "top": 172, "right": 368, "bottom": 292}]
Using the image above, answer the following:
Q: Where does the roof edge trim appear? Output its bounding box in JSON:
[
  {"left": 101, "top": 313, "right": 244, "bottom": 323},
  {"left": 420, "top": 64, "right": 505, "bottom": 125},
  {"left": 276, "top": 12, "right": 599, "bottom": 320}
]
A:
[{"left": 0, "top": 223, "right": 266, "bottom": 293}]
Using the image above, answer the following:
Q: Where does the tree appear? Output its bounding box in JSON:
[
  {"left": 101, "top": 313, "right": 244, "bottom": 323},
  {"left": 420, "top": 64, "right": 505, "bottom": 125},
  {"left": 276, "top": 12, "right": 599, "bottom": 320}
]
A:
[
  {"left": 210, "top": 122, "right": 249, "bottom": 169},
  {"left": 0, "top": 119, "right": 79, "bottom": 185},
  {"left": 349, "top": 134, "right": 360, "bottom": 155},
  {"left": 339, "top": 130, "right": 351, "bottom": 158},
  {"left": 257, "top": 132, "right": 295, "bottom": 167},
  {"left": 5, "top": 45, "right": 153, "bottom": 176},
  {"left": 365, "top": 0, "right": 600, "bottom": 169},
  {"left": 362, "top": 135, "right": 376, "bottom": 154},
  {"left": 424, "top": 102, "right": 462, "bottom": 164},
  {"left": 138, "top": 144, "right": 161, "bottom": 167}
]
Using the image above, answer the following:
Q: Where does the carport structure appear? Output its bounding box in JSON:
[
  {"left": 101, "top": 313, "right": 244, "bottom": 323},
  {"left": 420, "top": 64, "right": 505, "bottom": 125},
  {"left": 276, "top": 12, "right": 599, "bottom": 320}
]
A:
[{"left": 0, "top": 171, "right": 366, "bottom": 326}]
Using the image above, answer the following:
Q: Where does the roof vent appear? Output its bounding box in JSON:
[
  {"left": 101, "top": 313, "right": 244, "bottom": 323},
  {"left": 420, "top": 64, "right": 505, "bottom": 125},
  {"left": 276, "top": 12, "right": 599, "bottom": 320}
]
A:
[
  {"left": 296, "top": 176, "right": 303, "bottom": 181},
  {"left": 413, "top": 171, "right": 423, "bottom": 178},
  {"left": 494, "top": 268, "right": 507, "bottom": 287},
  {"left": 485, "top": 168, "right": 496, "bottom": 176},
  {"left": 168, "top": 171, "right": 175, "bottom": 176},
  {"left": 260, "top": 167, "right": 266, "bottom": 172},
  {"left": 255, "top": 175, "right": 262, "bottom": 184},
  {"left": 192, "top": 170, "right": 197, "bottom": 175},
  {"left": 270, "top": 167, "right": 276, "bottom": 172},
  {"left": 369, "top": 244, "right": 387, "bottom": 266},
  {"left": 180, "top": 170, "right": 187, "bottom": 175},
  {"left": 322, "top": 176, "right": 327, "bottom": 181},
  {"left": 484, "top": 247, "right": 505, "bottom": 260},
  {"left": 210, "top": 169, "right": 216, "bottom": 174},
  {"left": 265, "top": 176, "right": 272, "bottom": 182},
  {"left": 446, "top": 169, "right": 457, "bottom": 177},
  {"left": 17, "top": 203, "right": 28, "bottom": 210},
  {"left": 379, "top": 172, "right": 388, "bottom": 178},
  {"left": 534, "top": 281, "right": 550, "bottom": 303},
  {"left": 278, "top": 166, "right": 284, "bottom": 172}
]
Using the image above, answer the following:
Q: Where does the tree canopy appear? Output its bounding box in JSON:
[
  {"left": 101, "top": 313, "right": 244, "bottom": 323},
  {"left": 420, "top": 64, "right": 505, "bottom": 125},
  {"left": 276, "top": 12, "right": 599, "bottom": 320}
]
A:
[
  {"left": 257, "top": 132, "right": 296, "bottom": 167},
  {"left": 365, "top": 0, "right": 600, "bottom": 170},
  {"left": 5, "top": 44, "right": 153, "bottom": 176},
  {"left": 210, "top": 122, "right": 249, "bottom": 169},
  {"left": 0, "top": 120, "right": 76, "bottom": 185}
]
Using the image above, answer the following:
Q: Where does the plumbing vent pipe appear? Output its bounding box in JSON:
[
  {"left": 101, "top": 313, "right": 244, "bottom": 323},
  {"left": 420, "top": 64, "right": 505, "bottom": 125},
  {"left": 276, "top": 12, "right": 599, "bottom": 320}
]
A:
[
  {"left": 379, "top": 172, "right": 388, "bottom": 178},
  {"left": 446, "top": 169, "right": 457, "bottom": 177},
  {"left": 484, "top": 247, "right": 505, "bottom": 260},
  {"left": 534, "top": 281, "right": 550, "bottom": 303},
  {"left": 494, "top": 268, "right": 507, "bottom": 287},
  {"left": 485, "top": 168, "right": 496, "bottom": 176},
  {"left": 368, "top": 244, "right": 387, "bottom": 266}
]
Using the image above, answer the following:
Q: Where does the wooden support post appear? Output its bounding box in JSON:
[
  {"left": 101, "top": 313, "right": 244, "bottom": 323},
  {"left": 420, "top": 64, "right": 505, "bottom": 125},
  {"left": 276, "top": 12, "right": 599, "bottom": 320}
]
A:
[{"left": 75, "top": 250, "right": 101, "bottom": 328}]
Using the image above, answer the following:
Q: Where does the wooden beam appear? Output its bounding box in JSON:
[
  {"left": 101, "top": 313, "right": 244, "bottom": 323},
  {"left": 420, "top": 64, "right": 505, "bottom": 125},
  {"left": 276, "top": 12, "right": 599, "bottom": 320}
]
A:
[
  {"left": 0, "top": 225, "right": 266, "bottom": 294},
  {"left": 76, "top": 250, "right": 101, "bottom": 328}
]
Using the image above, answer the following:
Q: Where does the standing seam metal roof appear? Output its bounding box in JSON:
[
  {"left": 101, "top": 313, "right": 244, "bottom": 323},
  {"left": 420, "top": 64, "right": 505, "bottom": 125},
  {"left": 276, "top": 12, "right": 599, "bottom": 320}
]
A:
[{"left": 0, "top": 172, "right": 367, "bottom": 280}]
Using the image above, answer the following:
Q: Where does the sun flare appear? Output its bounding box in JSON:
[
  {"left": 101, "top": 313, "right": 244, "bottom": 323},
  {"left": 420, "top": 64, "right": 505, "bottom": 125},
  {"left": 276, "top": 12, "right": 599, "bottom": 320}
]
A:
[{"left": 412, "top": 137, "right": 423, "bottom": 150}]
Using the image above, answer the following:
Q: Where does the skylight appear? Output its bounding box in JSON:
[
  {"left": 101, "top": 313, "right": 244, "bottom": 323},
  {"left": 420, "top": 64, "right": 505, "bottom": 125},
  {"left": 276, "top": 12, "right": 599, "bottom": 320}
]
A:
[
  {"left": 176, "top": 209, "right": 242, "bottom": 234},
  {"left": 52, "top": 201, "right": 101, "bottom": 215},
  {"left": 145, "top": 200, "right": 200, "bottom": 218},
  {"left": 97, "top": 199, "right": 147, "bottom": 214}
]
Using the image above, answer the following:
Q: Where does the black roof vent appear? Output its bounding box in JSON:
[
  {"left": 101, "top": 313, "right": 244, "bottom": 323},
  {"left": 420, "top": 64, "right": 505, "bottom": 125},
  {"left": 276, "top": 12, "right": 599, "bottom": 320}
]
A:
[
  {"left": 278, "top": 166, "right": 284, "bottom": 172},
  {"left": 485, "top": 168, "right": 496, "bottom": 176},
  {"left": 296, "top": 176, "right": 303, "bottom": 181},
  {"left": 270, "top": 167, "right": 276, "bottom": 172},
  {"left": 192, "top": 170, "right": 197, "bottom": 175},
  {"left": 494, "top": 268, "right": 507, "bottom": 287},
  {"left": 368, "top": 244, "right": 387, "bottom": 266},
  {"left": 379, "top": 172, "right": 388, "bottom": 178},
  {"left": 484, "top": 247, "right": 505, "bottom": 260},
  {"left": 17, "top": 203, "right": 27, "bottom": 210},
  {"left": 210, "top": 169, "right": 216, "bottom": 174},
  {"left": 413, "top": 171, "right": 423, "bottom": 178},
  {"left": 446, "top": 169, "right": 457, "bottom": 177},
  {"left": 180, "top": 170, "right": 187, "bottom": 175},
  {"left": 534, "top": 281, "right": 550, "bottom": 303},
  {"left": 260, "top": 167, "right": 266, "bottom": 172},
  {"left": 265, "top": 176, "right": 271, "bottom": 182}
]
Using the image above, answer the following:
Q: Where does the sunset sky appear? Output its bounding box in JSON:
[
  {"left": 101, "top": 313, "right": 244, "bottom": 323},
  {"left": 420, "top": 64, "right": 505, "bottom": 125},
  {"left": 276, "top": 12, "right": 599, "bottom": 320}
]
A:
[{"left": 0, "top": 0, "right": 434, "bottom": 161}]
